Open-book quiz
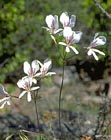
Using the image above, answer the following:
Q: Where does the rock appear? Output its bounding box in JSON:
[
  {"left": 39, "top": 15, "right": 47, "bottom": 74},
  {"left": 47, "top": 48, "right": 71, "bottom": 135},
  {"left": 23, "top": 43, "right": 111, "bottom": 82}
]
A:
[
  {"left": 53, "top": 67, "right": 79, "bottom": 87},
  {"left": 0, "top": 112, "right": 36, "bottom": 139}
]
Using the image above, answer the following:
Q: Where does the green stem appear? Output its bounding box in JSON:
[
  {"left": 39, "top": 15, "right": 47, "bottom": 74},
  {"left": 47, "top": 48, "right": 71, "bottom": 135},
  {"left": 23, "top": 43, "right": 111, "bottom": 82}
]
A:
[
  {"left": 33, "top": 91, "right": 40, "bottom": 132},
  {"left": 59, "top": 51, "right": 66, "bottom": 131}
]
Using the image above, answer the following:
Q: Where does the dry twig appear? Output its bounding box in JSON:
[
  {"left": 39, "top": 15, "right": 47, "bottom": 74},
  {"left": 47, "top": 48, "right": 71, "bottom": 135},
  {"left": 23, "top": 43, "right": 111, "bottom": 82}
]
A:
[{"left": 93, "top": 0, "right": 111, "bottom": 19}]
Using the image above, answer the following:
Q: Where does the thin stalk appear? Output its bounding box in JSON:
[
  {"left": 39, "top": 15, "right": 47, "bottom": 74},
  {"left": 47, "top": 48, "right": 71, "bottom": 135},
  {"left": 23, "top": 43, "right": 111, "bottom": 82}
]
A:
[
  {"left": 59, "top": 51, "right": 66, "bottom": 131},
  {"left": 93, "top": 96, "right": 107, "bottom": 140},
  {"left": 33, "top": 90, "right": 40, "bottom": 132}
]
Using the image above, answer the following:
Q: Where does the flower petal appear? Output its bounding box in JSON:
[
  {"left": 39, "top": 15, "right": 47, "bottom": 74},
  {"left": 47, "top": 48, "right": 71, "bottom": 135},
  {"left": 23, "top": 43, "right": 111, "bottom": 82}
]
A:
[
  {"left": 42, "top": 27, "right": 50, "bottom": 31},
  {"left": 0, "top": 85, "right": 8, "bottom": 95},
  {"left": 91, "top": 33, "right": 106, "bottom": 47},
  {"left": 54, "top": 28, "right": 63, "bottom": 34},
  {"left": 94, "top": 33, "right": 99, "bottom": 40},
  {"left": 59, "top": 42, "right": 67, "bottom": 46},
  {"left": 19, "top": 91, "right": 27, "bottom": 99},
  {"left": 17, "top": 79, "right": 25, "bottom": 89},
  {"left": 70, "top": 46, "right": 79, "bottom": 54},
  {"left": 63, "top": 27, "right": 73, "bottom": 39},
  {"left": 92, "top": 51, "right": 99, "bottom": 61},
  {"left": 92, "top": 49, "right": 105, "bottom": 55},
  {"left": 65, "top": 46, "right": 70, "bottom": 52},
  {"left": 45, "top": 15, "right": 54, "bottom": 28},
  {"left": 54, "top": 15, "right": 59, "bottom": 30},
  {"left": 95, "top": 36, "right": 106, "bottom": 46},
  {"left": 60, "top": 12, "right": 69, "bottom": 27},
  {"left": 32, "top": 78, "right": 37, "bottom": 84},
  {"left": 27, "top": 92, "right": 31, "bottom": 102},
  {"left": 24, "top": 61, "right": 31, "bottom": 75},
  {"left": 0, "top": 101, "right": 6, "bottom": 109},
  {"left": 44, "top": 59, "right": 52, "bottom": 70},
  {"left": 88, "top": 49, "right": 99, "bottom": 60},
  {"left": 51, "top": 35, "right": 57, "bottom": 44},
  {"left": 37, "top": 60, "right": 43, "bottom": 67},
  {"left": 73, "top": 31, "right": 82, "bottom": 43},
  {"left": 87, "top": 49, "right": 93, "bottom": 56},
  {"left": 46, "top": 72, "right": 56, "bottom": 76},
  {"left": 35, "top": 72, "right": 42, "bottom": 77},
  {"left": 31, "top": 86, "right": 40, "bottom": 91},
  {"left": 7, "top": 100, "right": 11, "bottom": 106},
  {"left": 69, "top": 15, "right": 76, "bottom": 28},
  {"left": 17, "top": 77, "right": 32, "bottom": 89},
  {"left": 0, "top": 97, "right": 11, "bottom": 109},
  {"left": 31, "top": 60, "right": 39, "bottom": 73},
  {"left": 0, "top": 97, "right": 8, "bottom": 103}
]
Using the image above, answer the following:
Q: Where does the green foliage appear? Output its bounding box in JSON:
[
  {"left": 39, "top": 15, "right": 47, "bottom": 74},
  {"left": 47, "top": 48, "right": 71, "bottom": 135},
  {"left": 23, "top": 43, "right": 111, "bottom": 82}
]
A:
[
  {"left": 0, "top": 0, "right": 61, "bottom": 83},
  {"left": 82, "top": 0, "right": 111, "bottom": 72},
  {"left": 19, "top": 131, "right": 29, "bottom": 140},
  {"left": 0, "top": 0, "right": 111, "bottom": 83},
  {"left": 35, "top": 133, "right": 52, "bottom": 140},
  {"left": 83, "top": 0, "right": 111, "bottom": 30},
  {"left": 5, "top": 134, "right": 14, "bottom": 140}
]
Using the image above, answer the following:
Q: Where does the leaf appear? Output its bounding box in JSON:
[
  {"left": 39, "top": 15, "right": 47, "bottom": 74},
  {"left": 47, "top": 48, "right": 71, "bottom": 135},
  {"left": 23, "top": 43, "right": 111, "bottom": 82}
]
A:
[
  {"left": 19, "top": 131, "right": 29, "bottom": 140},
  {"left": 35, "top": 134, "right": 49, "bottom": 140},
  {"left": 5, "top": 134, "right": 14, "bottom": 140}
]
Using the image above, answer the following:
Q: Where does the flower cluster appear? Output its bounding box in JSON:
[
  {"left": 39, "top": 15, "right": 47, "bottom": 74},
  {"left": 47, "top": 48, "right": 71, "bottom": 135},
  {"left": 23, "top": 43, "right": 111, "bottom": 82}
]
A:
[
  {"left": 17, "top": 59, "right": 56, "bottom": 102},
  {"left": 0, "top": 12, "right": 107, "bottom": 109},
  {"left": 0, "top": 59, "right": 55, "bottom": 108},
  {"left": 87, "top": 33, "right": 106, "bottom": 61},
  {"left": 45, "top": 12, "right": 106, "bottom": 60}
]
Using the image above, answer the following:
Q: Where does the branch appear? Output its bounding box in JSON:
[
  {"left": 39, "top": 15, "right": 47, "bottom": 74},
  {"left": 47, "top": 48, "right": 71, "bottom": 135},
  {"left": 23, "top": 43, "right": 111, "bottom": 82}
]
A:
[{"left": 93, "top": 0, "right": 111, "bottom": 19}]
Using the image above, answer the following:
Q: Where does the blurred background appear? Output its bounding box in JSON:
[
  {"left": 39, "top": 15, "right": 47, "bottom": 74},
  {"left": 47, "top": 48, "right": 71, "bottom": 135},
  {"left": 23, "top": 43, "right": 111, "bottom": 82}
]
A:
[{"left": 0, "top": 0, "right": 111, "bottom": 83}]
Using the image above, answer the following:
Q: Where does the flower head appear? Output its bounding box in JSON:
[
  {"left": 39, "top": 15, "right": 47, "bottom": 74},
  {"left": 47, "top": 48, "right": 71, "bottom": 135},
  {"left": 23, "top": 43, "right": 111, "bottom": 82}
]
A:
[
  {"left": 23, "top": 60, "right": 39, "bottom": 83},
  {"left": 60, "top": 12, "right": 76, "bottom": 28},
  {"left": 37, "top": 59, "right": 56, "bottom": 78},
  {"left": 45, "top": 14, "right": 62, "bottom": 34},
  {"left": 0, "top": 97, "right": 11, "bottom": 109},
  {"left": 90, "top": 33, "right": 106, "bottom": 48},
  {"left": 59, "top": 27, "right": 82, "bottom": 53},
  {"left": 87, "top": 33, "right": 106, "bottom": 61},
  {"left": 0, "top": 85, "right": 8, "bottom": 96},
  {"left": 17, "top": 77, "right": 39, "bottom": 102},
  {"left": 44, "top": 14, "right": 62, "bottom": 43},
  {"left": 0, "top": 85, "right": 11, "bottom": 109}
]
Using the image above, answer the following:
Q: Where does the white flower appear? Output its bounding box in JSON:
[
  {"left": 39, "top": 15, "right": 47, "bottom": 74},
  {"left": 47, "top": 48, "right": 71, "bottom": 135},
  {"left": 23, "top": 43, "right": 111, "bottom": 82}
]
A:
[
  {"left": 0, "top": 85, "right": 11, "bottom": 109},
  {"left": 37, "top": 59, "right": 56, "bottom": 78},
  {"left": 90, "top": 33, "right": 106, "bottom": 47},
  {"left": 60, "top": 12, "right": 76, "bottom": 28},
  {"left": 0, "top": 97, "right": 11, "bottom": 109},
  {"left": 45, "top": 14, "right": 62, "bottom": 34},
  {"left": 17, "top": 77, "right": 40, "bottom": 102},
  {"left": 0, "top": 84, "right": 9, "bottom": 96},
  {"left": 23, "top": 60, "right": 39, "bottom": 83},
  {"left": 87, "top": 33, "right": 106, "bottom": 61},
  {"left": 59, "top": 27, "right": 82, "bottom": 53}
]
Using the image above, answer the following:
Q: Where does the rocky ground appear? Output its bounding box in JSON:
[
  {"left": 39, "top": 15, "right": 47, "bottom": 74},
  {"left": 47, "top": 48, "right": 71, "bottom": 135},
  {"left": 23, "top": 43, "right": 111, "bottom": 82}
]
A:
[{"left": 1, "top": 65, "right": 111, "bottom": 140}]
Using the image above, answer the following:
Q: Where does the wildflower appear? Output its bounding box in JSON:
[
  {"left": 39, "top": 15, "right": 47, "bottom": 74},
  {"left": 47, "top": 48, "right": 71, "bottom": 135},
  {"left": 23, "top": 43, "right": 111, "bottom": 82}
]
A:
[
  {"left": 37, "top": 59, "right": 56, "bottom": 78},
  {"left": 87, "top": 33, "right": 106, "bottom": 61},
  {"left": 59, "top": 27, "right": 82, "bottom": 53},
  {"left": 0, "top": 85, "right": 11, "bottom": 109},
  {"left": 17, "top": 77, "right": 40, "bottom": 102},
  {"left": 45, "top": 15, "right": 60, "bottom": 34},
  {"left": 60, "top": 12, "right": 76, "bottom": 28},
  {"left": 44, "top": 14, "right": 62, "bottom": 43},
  {"left": 23, "top": 60, "right": 39, "bottom": 84}
]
